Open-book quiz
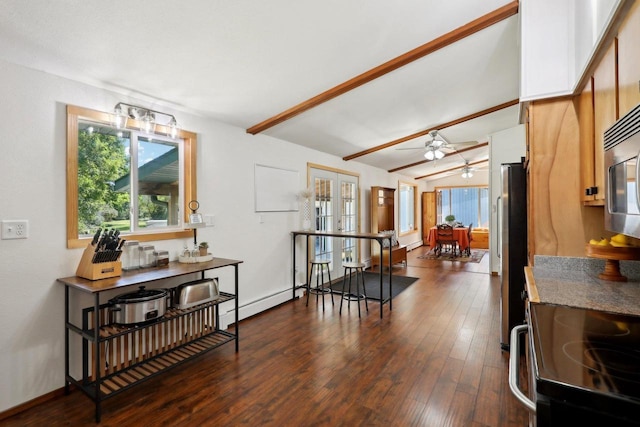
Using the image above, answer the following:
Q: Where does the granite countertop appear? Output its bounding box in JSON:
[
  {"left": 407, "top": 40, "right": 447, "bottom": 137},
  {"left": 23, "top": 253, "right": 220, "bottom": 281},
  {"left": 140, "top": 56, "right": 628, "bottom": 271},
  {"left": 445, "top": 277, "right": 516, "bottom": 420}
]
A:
[{"left": 530, "top": 255, "right": 640, "bottom": 316}]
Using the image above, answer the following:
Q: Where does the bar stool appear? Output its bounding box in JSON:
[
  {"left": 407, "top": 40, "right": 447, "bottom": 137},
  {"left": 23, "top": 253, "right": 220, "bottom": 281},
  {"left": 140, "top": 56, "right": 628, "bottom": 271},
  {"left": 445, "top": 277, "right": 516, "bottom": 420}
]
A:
[
  {"left": 306, "top": 259, "right": 334, "bottom": 311},
  {"left": 339, "top": 261, "right": 368, "bottom": 317}
]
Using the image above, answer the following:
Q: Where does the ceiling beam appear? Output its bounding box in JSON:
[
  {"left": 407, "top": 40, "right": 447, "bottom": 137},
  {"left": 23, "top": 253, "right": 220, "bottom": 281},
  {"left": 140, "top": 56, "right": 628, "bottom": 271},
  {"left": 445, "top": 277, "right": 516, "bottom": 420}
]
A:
[
  {"left": 246, "top": 1, "right": 519, "bottom": 135},
  {"left": 344, "top": 99, "right": 518, "bottom": 161},
  {"left": 414, "top": 159, "right": 488, "bottom": 180},
  {"left": 388, "top": 142, "right": 488, "bottom": 173}
]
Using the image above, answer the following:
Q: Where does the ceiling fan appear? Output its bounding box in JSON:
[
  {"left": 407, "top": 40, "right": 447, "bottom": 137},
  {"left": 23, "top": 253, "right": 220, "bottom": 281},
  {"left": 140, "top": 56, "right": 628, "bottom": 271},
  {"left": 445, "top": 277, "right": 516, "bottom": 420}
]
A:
[
  {"left": 396, "top": 130, "right": 478, "bottom": 160},
  {"left": 421, "top": 159, "right": 489, "bottom": 180}
]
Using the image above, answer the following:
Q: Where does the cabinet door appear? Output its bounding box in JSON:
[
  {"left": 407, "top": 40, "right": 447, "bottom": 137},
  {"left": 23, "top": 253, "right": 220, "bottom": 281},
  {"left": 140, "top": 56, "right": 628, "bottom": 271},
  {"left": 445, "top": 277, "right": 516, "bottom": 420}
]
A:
[
  {"left": 421, "top": 192, "right": 436, "bottom": 244},
  {"left": 593, "top": 40, "right": 618, "bottom": 202},
  {"left": 618, "top": 1, "right": 640, "bottom": 116},
  {"left": 578, "top": 78, "right": 596, "bottom": 203}
]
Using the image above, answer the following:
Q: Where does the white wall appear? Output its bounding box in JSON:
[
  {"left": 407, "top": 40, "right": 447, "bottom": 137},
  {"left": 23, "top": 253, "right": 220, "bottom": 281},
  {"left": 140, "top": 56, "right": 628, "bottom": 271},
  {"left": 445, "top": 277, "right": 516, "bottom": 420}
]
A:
[
  {"left": 488, "top": 125, "right": 526, "bottom": 275},
  {"left": 0, "top": 59, "right": 423, "bottom": 412}
]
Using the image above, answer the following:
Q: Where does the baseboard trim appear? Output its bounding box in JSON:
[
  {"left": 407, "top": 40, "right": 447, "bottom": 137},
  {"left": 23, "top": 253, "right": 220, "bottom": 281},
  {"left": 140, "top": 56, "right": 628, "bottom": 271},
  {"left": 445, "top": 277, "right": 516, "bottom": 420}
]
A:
[
  {"left": 407, "top": 240, "right": 423, "bottom": 251},
  {"left": 0, "top": 386, "right": 70, "bottom": 421},
  {"left": 219, "top": 287, "right": 303, "bottom": 329}
]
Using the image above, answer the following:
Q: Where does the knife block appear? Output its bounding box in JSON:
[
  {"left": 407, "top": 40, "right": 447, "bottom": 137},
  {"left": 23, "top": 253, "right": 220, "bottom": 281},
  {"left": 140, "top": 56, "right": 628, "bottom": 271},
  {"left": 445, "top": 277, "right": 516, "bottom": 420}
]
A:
[{"left": 76, "top": 244, "right": 122, "bottom": 281}]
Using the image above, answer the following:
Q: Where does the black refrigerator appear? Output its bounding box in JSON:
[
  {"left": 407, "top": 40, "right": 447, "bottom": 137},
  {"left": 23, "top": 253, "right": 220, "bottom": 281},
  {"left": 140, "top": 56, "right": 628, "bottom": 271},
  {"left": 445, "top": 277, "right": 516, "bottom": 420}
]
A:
[{"left": 499, "top": 162, "right": 528, "bottom": 351}]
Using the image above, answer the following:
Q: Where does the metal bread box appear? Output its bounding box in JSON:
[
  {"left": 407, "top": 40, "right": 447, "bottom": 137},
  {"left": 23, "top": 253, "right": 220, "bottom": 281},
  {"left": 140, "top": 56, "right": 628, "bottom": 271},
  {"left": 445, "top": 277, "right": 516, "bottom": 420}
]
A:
[{"left": 173, "top": 278, "right": 219, "bottom": 309}]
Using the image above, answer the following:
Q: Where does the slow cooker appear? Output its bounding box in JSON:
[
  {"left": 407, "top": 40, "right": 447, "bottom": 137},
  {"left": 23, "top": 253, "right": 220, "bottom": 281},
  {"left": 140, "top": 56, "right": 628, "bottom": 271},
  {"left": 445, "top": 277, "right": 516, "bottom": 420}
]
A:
[{"left": 109, "top": 286, "right": 168, "bottom": 325}]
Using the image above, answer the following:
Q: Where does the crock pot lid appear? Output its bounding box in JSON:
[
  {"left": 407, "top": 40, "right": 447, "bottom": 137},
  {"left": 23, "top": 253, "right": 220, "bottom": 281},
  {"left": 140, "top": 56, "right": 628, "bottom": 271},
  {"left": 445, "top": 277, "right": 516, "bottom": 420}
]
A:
[{"left": 113, "top": 286, "right": 167, "bottom": 302}]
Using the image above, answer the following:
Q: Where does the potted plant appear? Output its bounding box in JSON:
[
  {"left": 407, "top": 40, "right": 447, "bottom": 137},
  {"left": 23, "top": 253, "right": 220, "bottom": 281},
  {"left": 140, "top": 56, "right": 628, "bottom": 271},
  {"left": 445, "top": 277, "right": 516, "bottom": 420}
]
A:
[
  {"left": 198, "top": 242, "right": 209, "bottom": 256},
  {"left": 445, "top": 214, "right": 456, "bottom": 225}
]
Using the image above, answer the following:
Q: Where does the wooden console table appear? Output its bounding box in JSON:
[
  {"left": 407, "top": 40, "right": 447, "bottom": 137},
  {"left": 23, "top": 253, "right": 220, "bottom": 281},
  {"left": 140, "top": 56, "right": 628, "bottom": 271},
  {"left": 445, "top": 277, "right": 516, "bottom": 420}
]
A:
[
  {"left": 291, "top": 230, "right": 392, "bottom": 318},
  {"left": 57, "top": 257, "right": 242, "bottom": 422}
]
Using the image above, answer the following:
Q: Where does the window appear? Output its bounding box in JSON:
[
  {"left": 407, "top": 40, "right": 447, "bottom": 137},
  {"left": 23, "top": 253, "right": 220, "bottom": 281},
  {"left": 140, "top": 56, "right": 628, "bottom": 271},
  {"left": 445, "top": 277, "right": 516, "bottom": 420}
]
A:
[
  {"left": 436, "top": 186, "right": 489, "bottom": 228},
  {"left": 399, "top": 181, "right": 417, "bottom": 234},
  {"left": 67, "top": 105, "right": 196, "bottom": 248}
]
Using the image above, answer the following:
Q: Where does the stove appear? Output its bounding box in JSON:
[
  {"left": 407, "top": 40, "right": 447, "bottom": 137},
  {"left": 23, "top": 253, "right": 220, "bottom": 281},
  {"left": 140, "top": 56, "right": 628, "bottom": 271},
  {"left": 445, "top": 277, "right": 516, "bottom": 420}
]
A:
[{"left": 528, "top": 303, "right": 640, "bottom": 426}]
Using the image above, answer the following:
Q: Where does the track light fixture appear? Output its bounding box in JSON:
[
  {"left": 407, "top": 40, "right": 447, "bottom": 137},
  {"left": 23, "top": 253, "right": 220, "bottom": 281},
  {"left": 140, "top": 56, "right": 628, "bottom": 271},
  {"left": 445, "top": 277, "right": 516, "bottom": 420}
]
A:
[{"left": 113, "top": 102, "right": 179, "bottom": 138}]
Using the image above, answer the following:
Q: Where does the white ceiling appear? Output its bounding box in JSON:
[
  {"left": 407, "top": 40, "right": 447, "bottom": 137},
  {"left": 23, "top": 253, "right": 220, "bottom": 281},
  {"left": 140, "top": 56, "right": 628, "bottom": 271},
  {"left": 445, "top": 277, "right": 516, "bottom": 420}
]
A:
[{"left": 0, "top": 0, "right": 521, "bottom": 181}]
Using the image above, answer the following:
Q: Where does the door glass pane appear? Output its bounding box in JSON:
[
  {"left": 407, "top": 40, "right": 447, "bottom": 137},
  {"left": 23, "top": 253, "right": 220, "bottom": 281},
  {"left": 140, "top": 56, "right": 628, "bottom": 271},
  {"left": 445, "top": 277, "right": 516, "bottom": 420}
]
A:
[
  {"left": 341, "top": 181, "right": 356, "bottom": 262},
  {"left": 314, "top": 177, "right": 333, "bottom": 261}
]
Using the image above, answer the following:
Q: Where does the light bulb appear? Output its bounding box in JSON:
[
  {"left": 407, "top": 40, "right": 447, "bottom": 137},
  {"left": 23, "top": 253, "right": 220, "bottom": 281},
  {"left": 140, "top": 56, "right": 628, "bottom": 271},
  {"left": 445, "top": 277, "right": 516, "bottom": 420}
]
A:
[
  {"left": 434, "top": 149, "right": 444, "bottom": 160},
  {"left": 169, "top": 117, "right": 179, "bottom": 138},
  {"left": 142, "top": 112, "right": 155, "bottom": 134},
  {"left": 425, "top": 150, "right": 435, "bottom": 160},
  {"left": 113, "top": 104, "right": 126, "bottom": 129}
]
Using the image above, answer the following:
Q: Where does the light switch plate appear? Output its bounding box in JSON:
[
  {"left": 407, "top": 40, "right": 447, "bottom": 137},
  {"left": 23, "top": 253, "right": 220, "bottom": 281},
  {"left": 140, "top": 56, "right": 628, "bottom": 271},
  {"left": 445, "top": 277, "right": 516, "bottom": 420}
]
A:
[{"left": 1, "top": 220, "right": 29, "bottom": 239}]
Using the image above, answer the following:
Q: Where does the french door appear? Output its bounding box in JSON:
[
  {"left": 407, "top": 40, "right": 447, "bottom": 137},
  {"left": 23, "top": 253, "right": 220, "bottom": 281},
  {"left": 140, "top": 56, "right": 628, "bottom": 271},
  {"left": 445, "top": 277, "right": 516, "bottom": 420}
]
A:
[{"left": 310, "top": 167, "right": 359, "bottom": 278}]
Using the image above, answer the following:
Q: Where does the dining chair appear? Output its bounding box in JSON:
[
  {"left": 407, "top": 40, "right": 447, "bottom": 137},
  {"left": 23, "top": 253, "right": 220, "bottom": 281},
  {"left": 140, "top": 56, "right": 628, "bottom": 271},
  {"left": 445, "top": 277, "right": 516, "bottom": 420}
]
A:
[
  {"left": 465, "top": 223, "right": 473, "bottom": 256},
  {"left": 435, "top": 224, "right": 458, "bottom": 257}
]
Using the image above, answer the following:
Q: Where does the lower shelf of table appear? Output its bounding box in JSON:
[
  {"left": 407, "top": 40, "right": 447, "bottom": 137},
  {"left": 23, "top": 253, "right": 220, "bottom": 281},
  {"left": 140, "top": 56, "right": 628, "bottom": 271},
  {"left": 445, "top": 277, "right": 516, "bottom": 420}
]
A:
[{"left": 69, "top": 329, "right": 235, "bottom": 401}]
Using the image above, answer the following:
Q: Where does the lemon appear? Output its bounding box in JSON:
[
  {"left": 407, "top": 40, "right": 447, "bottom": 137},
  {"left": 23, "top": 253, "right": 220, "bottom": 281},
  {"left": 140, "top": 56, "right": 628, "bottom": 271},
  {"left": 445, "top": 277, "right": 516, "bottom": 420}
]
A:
[{"left": 611, "top": 233, "right": 629, "bottom": 245}]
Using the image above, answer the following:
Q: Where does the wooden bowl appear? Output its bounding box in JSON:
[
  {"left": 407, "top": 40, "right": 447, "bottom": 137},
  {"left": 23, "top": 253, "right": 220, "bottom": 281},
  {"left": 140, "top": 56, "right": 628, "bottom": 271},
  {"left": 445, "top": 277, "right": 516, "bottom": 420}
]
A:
[{"left": 585, "top": 243, "right": 640, "bottom": 281}]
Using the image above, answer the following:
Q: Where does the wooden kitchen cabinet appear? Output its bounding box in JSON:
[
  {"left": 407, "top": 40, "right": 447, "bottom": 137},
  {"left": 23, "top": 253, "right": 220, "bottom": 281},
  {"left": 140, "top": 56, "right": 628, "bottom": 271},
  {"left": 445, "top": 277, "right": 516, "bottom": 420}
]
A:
[
  {"left": 618, "top": 0, "right": 640, "bottom": 117},
  {"left": 421, "top": 191, "right": 436, "bottom": 246},
  {"left": 591, "top": 40, "right": 618, "bottom": 204},
  {"left": 57, "top": 258, "right": 241, "bottom": 423},
  {"left": 528, "top": 98, "right": 606, "bottom": 257}
]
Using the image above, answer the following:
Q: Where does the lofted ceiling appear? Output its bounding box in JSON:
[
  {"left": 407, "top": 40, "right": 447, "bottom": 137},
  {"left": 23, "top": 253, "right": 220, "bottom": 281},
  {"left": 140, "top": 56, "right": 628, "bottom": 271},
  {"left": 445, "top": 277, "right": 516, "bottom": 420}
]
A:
[{"left": 0, "top": 0, "right": 521, "bottom": 182}]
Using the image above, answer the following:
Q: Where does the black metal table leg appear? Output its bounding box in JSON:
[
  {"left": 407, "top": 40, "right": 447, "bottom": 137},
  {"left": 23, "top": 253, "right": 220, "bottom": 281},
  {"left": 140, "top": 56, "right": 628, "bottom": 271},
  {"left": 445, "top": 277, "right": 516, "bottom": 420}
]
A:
[
  {"left": 64, "top": 286, "right": 70, "bottom": 395},
  {"left": 292, "top": 233, "right": 297, "bottom": 300},
  {"left": 235, "top": 264, "right": 239, "bottom": 352},
  {"left": 93, "top": 293, "right": 101, "bottom": 423}
]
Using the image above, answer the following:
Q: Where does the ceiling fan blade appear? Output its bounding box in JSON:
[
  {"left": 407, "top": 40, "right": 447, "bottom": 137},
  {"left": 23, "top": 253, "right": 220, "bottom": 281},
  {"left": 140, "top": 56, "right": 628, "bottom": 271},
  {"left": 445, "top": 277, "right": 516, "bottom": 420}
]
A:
[{"left": 395, "top": 146, "right": 426, "bottom": 150}]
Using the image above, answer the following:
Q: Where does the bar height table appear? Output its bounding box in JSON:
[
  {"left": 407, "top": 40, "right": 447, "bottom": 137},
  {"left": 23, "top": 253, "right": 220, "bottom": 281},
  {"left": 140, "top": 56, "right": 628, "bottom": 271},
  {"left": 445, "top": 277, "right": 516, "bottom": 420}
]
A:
[{"left": 291, "top": 230, "right": 393, "bottom": 318}]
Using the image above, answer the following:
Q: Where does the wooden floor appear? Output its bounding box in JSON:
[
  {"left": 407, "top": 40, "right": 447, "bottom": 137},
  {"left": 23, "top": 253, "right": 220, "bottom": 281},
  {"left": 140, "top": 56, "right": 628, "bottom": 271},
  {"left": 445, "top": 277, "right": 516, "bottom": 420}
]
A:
[{"left": 2, "top": 248, "right": 530, "bottom": 426}]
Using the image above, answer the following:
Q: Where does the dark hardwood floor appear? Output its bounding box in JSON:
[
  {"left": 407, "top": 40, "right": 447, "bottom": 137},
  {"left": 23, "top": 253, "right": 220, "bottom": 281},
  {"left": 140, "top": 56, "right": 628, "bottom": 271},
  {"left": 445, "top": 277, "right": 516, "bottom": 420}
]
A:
[{"left": 2, "top": 248, "right": 530, "bottom": 426}]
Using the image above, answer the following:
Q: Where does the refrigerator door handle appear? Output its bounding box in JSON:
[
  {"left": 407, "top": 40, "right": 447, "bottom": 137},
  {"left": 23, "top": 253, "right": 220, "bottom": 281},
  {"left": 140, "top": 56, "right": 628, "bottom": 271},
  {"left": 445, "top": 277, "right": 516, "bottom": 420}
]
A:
[{"left": 496, "top": 196, "right": 501, "bottom": 258}]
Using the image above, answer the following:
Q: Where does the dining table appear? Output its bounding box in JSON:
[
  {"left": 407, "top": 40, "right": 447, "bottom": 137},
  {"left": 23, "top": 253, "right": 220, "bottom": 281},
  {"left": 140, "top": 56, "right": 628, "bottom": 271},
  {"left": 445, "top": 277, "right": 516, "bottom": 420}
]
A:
[{"left": 427, "top": 225, "right": 471, "bottom": 254}]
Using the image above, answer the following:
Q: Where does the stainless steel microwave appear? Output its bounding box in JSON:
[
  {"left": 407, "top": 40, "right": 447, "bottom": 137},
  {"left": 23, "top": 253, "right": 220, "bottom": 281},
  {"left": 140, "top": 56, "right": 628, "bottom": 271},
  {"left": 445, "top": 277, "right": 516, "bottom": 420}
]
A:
[{"left": 604, "top": 103, "right": 640, "bottom": 238}]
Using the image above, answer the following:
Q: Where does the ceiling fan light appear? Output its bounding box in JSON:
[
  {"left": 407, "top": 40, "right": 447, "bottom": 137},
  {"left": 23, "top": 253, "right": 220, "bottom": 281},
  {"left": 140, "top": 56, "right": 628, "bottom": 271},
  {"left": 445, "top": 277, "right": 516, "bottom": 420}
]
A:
[
  {"left": 424, "top": 150, "right": 435, "bottom": 160},
  {"left": 434, "top": 149, "right": 444, "bottom": 160}
]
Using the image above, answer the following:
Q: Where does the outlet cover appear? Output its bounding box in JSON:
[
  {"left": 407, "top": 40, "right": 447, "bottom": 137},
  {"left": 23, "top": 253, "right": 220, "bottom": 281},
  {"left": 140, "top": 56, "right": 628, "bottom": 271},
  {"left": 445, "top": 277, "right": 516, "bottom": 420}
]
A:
[{"left": 1, "top": 220, "right": 29, "bottom": 239}]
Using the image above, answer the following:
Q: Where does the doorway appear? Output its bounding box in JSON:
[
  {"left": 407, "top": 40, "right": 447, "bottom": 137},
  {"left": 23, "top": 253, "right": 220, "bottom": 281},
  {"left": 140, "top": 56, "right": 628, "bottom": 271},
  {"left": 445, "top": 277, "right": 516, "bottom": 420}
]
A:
[{"left": 309, "top": 165, "right": 359, "bottom": 278}]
